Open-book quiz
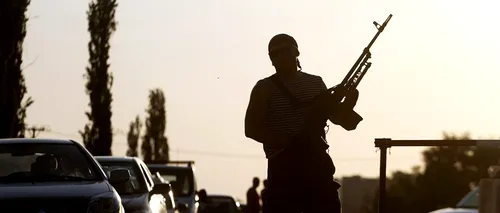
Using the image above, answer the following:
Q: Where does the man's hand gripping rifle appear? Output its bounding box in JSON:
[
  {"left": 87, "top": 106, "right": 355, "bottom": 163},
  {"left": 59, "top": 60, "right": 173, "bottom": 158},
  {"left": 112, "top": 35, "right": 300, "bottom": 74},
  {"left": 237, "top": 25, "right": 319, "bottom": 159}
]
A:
[{"left": 309, "top": 14, "right": 393, "bottom": 133}]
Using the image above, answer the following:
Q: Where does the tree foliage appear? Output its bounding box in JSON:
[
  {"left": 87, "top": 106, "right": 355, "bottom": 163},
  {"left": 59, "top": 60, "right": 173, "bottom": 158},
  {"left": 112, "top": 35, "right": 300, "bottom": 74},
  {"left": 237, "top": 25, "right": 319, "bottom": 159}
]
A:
[
  {"left": 366, "top": 132, "right": 500, "bottom": 213},
  {"left": 126, "top": 115, "right": 142, "bottom": 157},
  {"left": 80, "top": 0, "right": 117, "bottom": 155},
  {"left": 141, "top": 88, "right": 170, "bottom": 163},
  {"left": 0, "top": 0, "right": 33, "bottom": 138}
]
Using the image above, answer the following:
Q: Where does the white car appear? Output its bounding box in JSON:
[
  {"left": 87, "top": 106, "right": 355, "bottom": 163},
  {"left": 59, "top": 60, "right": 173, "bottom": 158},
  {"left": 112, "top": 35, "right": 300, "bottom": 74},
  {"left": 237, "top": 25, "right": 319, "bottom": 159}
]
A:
[
  {"left": 429, "top": 187, "right": 478, "bottom": 213},
  {"left": 148, "top": 161, "right": 198, "bottom": 213},
  {"left": 152, "top": 172, "right": 178, "bottom": 213}
]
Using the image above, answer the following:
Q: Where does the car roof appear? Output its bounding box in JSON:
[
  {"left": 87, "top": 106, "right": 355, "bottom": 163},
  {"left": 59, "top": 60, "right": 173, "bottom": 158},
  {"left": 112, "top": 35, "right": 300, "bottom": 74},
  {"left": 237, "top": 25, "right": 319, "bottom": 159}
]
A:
[
  {"left": 0, "top": 138, "right": 76, "bottom": 145},
  {"left": 208, "top": 194, "right": 235, "bottom": 199},
  {"left": 94, "top": 156, "right": 138, "bottom": 163},
  {"left": 147, "top": 164, "right": 192, "bottom": 170},
  {"left": 148, "top": 161, "right": 194, "bottom": 168}
]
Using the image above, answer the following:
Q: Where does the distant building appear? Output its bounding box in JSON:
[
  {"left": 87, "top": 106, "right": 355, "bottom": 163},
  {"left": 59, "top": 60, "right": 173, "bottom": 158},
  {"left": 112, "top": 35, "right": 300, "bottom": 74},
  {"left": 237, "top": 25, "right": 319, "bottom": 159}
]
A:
[{"left": 339, "top": 176, "right": 378, "bottom": 213}]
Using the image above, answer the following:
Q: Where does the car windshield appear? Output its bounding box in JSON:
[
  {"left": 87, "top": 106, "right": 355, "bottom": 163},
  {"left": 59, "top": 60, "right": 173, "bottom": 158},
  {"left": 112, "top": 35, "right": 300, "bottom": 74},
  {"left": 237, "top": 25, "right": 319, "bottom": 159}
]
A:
[
  {"left": 98, "top": 161, "right": 147, "bottom": 194},
  {"left": 0, "top": 143, "right": 99, "bottom": 183},
  {"left": 456, "top": 187, "right": 479, "bottom": 209},
  {"left": 208, "top": 196, "right": 240, "bottom": 213},
  {"left": 148, "top": 167, "right": 194, "bottom": 197}
]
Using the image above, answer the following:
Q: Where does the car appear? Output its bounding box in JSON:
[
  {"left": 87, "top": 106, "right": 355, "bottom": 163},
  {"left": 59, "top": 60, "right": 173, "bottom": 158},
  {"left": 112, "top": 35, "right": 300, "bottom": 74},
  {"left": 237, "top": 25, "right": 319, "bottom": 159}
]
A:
[
  {"left": 428, "top": 187, "right": 478, "bottom": 213},
  {"left": 152, "top": 172, "right": 179, "bottom": 213},
  {"left": 204, "top": 194, "right": 242, "bottom": 213},
  {"left": 0, "top": 138, "right": 125, "bottom": 213},
  {"left": 238, "top": 203, "right": 247, "bottom": 213},
  {"left": 95, "top": 156, "right": 169, "bottom": 213},
  {"left": 148, "top": 161, "right": 198, "bottom": 213}
]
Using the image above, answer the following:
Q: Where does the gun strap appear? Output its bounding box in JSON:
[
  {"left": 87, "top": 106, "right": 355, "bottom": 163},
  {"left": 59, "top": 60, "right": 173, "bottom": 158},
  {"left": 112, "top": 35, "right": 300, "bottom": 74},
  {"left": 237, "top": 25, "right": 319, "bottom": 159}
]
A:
[
  {"left": 270, "top": 75, "right": 311, "bottom": 108},
  {"left": 270, "top": 75, "right": 329, "bottom": 147}
]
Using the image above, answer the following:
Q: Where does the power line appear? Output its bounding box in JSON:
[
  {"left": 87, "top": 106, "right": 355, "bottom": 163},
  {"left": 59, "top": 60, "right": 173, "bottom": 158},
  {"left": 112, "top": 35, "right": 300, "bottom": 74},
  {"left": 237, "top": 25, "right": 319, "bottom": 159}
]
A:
[
  {"left": 42, "top": 129, "right": 416, "bottom": 162},
  {"left": 174, "top": 148, "right": 415, "bottom": 162},
  {"left": 44, "top": 129, "right": 126, "bottom": 138},
  {"left": 175, "top": 149, "right": 263, "bottom": 159},
  {"left": 46, "top": 130, "right": 78, "bottom": 138}
]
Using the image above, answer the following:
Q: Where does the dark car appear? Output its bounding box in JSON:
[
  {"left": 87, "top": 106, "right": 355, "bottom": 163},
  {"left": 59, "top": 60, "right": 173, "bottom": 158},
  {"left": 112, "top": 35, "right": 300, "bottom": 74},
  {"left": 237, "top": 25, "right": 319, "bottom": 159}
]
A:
[
  {"left": 0, "top": 138, "right": 125, "bottom": 213},
  {"left": 238, "top": 204, "right": 247, "bottom": 213},
  {"left": 148, "top": 161, "right": 198, "bottom": 213},
  {"left": 204, "top": 194, "right": 241, "bottom": 213},
  {"left": 96, "top": 156, "right": 170, "bottom": 213}
]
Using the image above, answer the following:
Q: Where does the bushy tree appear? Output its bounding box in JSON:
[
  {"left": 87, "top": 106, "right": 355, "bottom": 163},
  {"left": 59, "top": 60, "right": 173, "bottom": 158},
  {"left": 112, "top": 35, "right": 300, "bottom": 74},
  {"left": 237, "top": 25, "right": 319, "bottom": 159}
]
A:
[
  {"left": 366, "top": 132, "right": 500, "bottom": 213},
  {"left": 0, "top": 0, "right": 33, "bottom": 138},
  {"left": 126, "top": 116, "right": 142, "bottom": 157},
  {"left": 80, "top": 0, "right": 117, "bottom": 155},
  {"left": 141, "top": 88, "right": 170, "bottom": 163}
]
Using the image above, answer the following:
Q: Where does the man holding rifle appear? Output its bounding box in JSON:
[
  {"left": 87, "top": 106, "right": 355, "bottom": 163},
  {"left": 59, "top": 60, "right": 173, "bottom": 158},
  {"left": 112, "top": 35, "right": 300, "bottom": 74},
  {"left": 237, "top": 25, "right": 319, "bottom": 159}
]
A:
[{"left": 244, "top": 33, "right": 359, "bottom": 213}]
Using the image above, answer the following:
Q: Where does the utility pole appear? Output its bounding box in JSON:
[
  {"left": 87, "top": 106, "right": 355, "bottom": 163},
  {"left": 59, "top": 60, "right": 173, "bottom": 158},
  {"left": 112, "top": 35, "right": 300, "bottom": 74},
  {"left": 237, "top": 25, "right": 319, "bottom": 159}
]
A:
[{"left": 26, "top": 125, "right": 49, "bottom": 138}]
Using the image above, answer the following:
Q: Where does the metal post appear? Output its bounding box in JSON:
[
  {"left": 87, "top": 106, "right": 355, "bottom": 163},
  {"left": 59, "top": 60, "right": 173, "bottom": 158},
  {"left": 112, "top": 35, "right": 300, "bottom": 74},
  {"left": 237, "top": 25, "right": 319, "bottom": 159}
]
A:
[{"left": 376, "top": 138, "right": 390, "bottom": 213}]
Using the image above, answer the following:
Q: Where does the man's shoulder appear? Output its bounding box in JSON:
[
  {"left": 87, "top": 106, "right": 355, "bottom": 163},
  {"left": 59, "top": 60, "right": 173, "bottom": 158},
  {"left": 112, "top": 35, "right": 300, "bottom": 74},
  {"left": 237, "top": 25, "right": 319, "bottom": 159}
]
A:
[
  {"left": 252, "top": 76, "right": 275, "bottom": 92},
  {"left": 299, "top": 71, "right": 324, "bottom": 81},
  {"left": 259, "top": 72, "right": 323, "bottom": 82},
  {"left": 258, "top": 75, "right": 274, "bottom": 84},
  {"left": 254, "top": 72, "right": 324, "bottom": 88}
]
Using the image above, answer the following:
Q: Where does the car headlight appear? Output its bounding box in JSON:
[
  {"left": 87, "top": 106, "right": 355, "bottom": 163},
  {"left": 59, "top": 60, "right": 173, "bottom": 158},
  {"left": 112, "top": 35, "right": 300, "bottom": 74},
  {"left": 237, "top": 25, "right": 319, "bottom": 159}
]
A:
[{"left": 87, "top": 191, "right": 122, "bottom": 213}]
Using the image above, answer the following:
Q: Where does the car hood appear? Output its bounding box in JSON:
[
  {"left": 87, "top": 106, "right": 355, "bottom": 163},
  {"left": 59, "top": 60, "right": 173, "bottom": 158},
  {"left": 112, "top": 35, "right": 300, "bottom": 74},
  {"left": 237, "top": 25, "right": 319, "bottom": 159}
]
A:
[
  {"left": 0, "top": 181, "right": 111, "bottom": 199},
  {"left": 120, "top": 193, "right": 149, "bottom": 211},
  {"left": 429, "top": 207, "right": 478, "bottom": 213}
]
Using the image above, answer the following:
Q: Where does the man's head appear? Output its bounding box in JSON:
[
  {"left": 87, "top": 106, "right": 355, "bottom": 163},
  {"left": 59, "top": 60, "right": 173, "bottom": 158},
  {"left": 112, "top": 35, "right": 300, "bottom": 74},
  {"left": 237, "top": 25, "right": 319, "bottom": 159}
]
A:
[
  {"left": 263, "top": 179, "right": 268, "bottom": 188},
  {"left": 252, "top": 177, "right": 260, "bottom": 187},
  {"left": 31, "top": 154, "right": 59, "bottom": 175},
  {"left": 268, "top": 33, "right": 300, "bottom": 74}
]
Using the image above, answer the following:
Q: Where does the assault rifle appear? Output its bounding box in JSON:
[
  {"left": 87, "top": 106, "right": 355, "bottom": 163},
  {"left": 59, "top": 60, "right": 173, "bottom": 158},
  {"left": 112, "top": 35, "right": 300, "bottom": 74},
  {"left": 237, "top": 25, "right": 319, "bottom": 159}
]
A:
[{"left": 309, "top": 14, "right": 393, "bottom": 133}]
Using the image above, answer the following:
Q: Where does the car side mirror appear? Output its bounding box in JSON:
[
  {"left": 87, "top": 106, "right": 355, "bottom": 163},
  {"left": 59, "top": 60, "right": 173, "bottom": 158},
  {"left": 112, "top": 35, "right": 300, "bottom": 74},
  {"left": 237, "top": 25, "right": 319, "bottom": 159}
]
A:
[
  {"left": 175, "top": 202, "right": 188, "bottom": 212},
  {"left": 109, "top": 169, "right": 131, "bottom": 184},
  {"left": 151, "top": 183, "right": 171, "bottom": 195}
]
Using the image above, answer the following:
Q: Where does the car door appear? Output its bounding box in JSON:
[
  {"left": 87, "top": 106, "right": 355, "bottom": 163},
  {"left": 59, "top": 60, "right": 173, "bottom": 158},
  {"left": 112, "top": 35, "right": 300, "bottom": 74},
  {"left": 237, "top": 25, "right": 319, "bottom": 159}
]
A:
[{"left": 139, "top": 162, "right": 168, "bottom": 213}]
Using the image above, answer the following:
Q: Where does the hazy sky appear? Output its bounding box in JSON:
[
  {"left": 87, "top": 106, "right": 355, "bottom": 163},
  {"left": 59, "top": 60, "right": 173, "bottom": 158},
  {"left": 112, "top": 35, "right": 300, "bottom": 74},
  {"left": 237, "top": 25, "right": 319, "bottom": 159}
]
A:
[{"left": 24, "top": 0, "right": 499, "bottom": 200}]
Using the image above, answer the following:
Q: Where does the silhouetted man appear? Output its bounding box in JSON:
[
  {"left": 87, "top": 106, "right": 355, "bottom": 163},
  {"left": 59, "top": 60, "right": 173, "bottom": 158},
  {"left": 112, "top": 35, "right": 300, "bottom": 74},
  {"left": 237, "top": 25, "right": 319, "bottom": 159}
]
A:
[
  {"left": 244, "top": 33, "right": 359, "bottom": 213},
  {"left": 246, "top": 177, "right": 261, "bottom": 213},
  {"left": 261, "top": 179, "right": 268, "bottom": 209}
]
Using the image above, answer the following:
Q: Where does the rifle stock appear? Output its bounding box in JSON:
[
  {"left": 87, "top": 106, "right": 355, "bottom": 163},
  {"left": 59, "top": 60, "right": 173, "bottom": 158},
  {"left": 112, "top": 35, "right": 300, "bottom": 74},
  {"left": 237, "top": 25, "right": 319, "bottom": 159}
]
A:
[{"left": 331, "top": 107, "right": 363, "bottom": 131}]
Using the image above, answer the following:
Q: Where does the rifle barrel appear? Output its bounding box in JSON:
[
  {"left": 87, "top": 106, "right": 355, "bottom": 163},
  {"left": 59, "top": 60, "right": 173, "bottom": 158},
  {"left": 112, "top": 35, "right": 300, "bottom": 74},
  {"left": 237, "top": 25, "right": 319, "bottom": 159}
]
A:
[{"left": 338, "top": 14, "right": 393, "bottom": 90}]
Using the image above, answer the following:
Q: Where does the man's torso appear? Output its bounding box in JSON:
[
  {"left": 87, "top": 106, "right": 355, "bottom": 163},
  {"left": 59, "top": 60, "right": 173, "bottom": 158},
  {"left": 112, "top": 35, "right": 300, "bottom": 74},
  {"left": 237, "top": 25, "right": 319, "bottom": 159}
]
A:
[
  {"left": 260, "top": 71, "right": 326, "bottom": 157},
  {"left": 247, "top": 188, "right": 260, "bottom": 209}
]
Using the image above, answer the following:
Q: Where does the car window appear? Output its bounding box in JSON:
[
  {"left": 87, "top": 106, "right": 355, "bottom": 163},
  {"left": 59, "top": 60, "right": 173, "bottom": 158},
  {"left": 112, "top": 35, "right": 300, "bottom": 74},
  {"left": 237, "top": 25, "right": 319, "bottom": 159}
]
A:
[
  {"left": 98, "top": 161, "right": 148, "bottom": 194},
  {"left": 208, "top": 196, "right": 240, "bottom": 213},
  {"left": 0, "top": 143, "right": 99, "bottom": 182},
  {"left": 456, "top": 187, "right": 479, "bottom": 209},
  {"left": 148, "top": 167, "right": 194, "bottom": 197},
  {"left": 139, "top": 163, "right": 153, "bottom": 188}
]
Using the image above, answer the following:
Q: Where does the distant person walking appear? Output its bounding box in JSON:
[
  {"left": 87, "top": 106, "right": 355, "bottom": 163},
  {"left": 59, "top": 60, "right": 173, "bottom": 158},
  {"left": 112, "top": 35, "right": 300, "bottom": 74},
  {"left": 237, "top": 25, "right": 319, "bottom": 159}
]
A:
[
  {"left": 260, "top": 179, "right": 268, "bottom": 209},
  {"left": 246, "top": 177, "right": 261, "bottom": 213}
]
